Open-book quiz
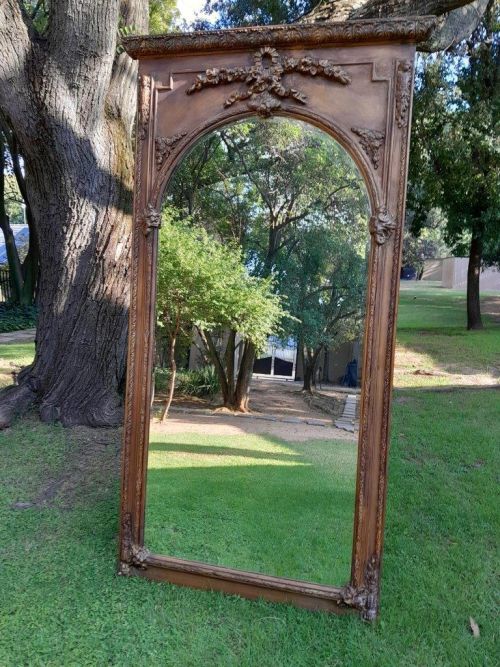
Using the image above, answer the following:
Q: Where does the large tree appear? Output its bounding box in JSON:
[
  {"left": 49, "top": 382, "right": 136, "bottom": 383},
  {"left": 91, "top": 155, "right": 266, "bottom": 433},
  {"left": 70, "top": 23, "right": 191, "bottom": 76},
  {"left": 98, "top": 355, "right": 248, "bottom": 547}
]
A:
[
  {"left": 0, "top": 0, "right": 150, "bottom": 427},
  {"left": 408, "top": 1, "right": 499, "bottom": 329}
]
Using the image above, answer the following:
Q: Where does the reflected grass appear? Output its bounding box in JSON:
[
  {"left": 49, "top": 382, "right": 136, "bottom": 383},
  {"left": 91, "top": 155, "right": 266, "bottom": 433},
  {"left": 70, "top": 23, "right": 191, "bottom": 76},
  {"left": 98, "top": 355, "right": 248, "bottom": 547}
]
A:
[{"left": 145, "top": 431, "right": 356, "bottom": 585}]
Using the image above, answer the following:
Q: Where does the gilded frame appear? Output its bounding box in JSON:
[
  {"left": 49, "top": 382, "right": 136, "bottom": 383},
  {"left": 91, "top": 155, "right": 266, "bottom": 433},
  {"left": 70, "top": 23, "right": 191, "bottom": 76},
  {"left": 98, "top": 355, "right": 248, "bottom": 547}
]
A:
[{"left": 119, "top": 17, "right": 434, "bottom": 621}]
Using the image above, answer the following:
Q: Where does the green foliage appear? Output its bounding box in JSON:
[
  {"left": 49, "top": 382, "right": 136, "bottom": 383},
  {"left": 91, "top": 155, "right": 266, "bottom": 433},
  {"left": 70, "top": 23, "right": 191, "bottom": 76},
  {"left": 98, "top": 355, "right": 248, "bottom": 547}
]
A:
[
  {"left": 157, "top": 208, "right": 286, "bottom": 352},
  {"left": 199, "top": 0, "right": 317, "bottom": 27},
  {"left": 149, "top": 0, "right": 180, "bottom": 34},
  {"left": 0, "top": 304, "right": 37, "bottom": 333},
  {"left": 408, "top": 2, "right": 500, "bottom": 265},
  {"left": 155, "top": 365, "right": 220, "bottom": 398}
]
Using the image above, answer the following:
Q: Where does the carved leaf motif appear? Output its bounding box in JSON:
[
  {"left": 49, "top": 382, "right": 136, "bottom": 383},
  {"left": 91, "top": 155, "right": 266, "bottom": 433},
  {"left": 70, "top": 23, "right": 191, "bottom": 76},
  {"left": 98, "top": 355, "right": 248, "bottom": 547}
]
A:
[
  {"left": 395, "top": 60, "right": 413, "bottom": 129},
  {"left": 370, "top": 207, "right": 397, "bottom": 245},
  {"left": 155, "top": 132, "right": 187, "bottom": 170},
  {"left": 339, "top": 554, "right": 379, "bottom": 621},
  {"left": 142, "top": 203, "right": 161, "bottom": 236},
  {"left": 351, "top": 127, "right": 385, "bottom": 169},
  {"left": 186, "top": 46, "right": 351, "bottom": 117},
  {"left": 137, "top": 75, "right": 151, "bottom": 141}
]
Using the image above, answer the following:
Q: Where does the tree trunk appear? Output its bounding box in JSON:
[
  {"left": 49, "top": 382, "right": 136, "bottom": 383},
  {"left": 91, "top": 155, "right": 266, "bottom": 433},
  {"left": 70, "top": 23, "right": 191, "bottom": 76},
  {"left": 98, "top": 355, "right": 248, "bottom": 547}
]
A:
[
  {"left": 0, "top": 134, "right": 24, "bottom": 302},
  {"left": 0, "top": 0, "right": 148, "bottom": 428},
  {"left": 302, "top": 346, "right": 322, "bottom": 393},
  {"left": 233, "top": 340, "right": 255, "bottom": 412},
  {"left": 466, "top": 235, "right": 483, "bottom": 330},
  {"left": 162, "top": 321, "right": 179, "bottom": 422}
]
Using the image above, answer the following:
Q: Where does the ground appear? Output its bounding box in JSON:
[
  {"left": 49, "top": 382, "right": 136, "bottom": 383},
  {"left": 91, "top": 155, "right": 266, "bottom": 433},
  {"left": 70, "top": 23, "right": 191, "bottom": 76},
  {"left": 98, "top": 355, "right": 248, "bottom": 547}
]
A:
[{"left": 0, "top": 284, "right": 499, "bottom": 665}]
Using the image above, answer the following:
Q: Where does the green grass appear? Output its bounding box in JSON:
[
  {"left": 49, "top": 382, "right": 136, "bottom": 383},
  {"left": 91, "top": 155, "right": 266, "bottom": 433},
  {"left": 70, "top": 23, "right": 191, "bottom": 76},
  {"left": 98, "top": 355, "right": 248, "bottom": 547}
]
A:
[
  {"left": 396, "top": 287, "right": 499, "bottom": 387},
  {"left": 0, "top": 285, "right": 499, "bottom": 665},
  {"left": 146, "top": 432, "right": 356, "bottom": 584},
  {"left": 0, "top": 342, "right": 35, "bottom": 387}
]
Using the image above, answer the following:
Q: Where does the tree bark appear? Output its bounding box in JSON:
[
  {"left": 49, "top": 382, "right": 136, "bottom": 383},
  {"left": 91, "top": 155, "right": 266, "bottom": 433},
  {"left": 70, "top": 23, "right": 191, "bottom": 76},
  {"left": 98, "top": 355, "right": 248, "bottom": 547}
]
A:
[
  {"left": 233, "top": 340, "right": 255, "bottom": 412},
  {"left": 304, "top": 0, "right": 489, "bottom": 53},
  {"left": 0, "top": 0, "right": 148, "bottom": 428},
  {"left": 467, "top": 235, "right": 483, "bottom": 330},
  {"left": 302, "top": 346, "right": 322, "bottom": 393}
]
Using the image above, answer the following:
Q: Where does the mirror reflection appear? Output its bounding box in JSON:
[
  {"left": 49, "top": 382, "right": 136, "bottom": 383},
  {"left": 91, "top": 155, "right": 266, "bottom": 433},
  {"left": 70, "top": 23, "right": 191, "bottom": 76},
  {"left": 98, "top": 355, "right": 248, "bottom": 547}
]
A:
[{"left": 146, "top": 117, "right": 370, "bottom": 585}]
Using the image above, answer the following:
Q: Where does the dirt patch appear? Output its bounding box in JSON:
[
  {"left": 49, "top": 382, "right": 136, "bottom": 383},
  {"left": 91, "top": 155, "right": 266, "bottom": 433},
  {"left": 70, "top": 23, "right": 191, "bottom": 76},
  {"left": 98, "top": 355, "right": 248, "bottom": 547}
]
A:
[
  {"left": 151, "top": 413, "right": 357, "bottom": 442},
  {"left": 11, "top": 424, "right": 122, "bottom": 510}
]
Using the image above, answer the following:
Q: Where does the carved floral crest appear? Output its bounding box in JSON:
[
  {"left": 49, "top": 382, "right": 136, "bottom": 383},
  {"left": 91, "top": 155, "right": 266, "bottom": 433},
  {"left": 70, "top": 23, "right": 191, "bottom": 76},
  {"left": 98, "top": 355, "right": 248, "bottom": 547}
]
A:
[
  {"left": 395, "top": 60, "right": 413, "bottom": 129},
  {"left": 186, "top": 46, "right": 351, "bottom": 117},
  {"left": 370, "top": 207, "right": 397, "bottom": 245}
]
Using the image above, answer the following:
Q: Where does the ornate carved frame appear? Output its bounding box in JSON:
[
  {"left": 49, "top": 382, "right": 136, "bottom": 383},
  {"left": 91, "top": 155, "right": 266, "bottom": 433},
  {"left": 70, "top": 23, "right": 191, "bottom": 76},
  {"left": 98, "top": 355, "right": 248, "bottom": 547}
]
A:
[{"left": 120, "top": 17, "right": 434, "bottom": 621}]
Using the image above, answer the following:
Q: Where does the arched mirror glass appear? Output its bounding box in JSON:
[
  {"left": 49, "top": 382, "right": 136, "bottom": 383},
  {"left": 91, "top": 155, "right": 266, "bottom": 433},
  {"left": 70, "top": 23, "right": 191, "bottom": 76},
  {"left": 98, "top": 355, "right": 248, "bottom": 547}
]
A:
[{"left": 145, "top": 116, "right": 371, "bottom": 585}]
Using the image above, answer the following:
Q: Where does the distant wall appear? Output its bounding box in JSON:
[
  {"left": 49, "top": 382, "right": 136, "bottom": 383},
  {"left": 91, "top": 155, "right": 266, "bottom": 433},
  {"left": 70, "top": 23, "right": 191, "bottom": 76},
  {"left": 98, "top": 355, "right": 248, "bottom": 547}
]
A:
[{"left": 422, "top": 258, "right": 500, "bottom": 291}]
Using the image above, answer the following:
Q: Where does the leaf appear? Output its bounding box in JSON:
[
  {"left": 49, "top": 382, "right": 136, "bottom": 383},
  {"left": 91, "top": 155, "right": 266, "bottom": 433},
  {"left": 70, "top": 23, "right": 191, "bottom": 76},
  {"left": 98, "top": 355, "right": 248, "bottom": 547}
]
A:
[{"left": 469, "top": 617, "right": 480, "bottom": 638}]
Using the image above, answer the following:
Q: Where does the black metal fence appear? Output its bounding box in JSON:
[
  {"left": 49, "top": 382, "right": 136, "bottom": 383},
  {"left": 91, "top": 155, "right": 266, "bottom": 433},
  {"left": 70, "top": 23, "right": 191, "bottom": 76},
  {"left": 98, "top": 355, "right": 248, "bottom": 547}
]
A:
[{"left": 0, "top": 267, "right": 12, "bottom": 302}]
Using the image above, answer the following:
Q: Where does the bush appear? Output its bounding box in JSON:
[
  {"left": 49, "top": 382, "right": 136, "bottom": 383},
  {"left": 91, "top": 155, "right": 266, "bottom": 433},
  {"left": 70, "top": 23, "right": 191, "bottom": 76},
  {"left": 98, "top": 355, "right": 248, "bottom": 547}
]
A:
[
  {"left": 155, "top": 365, "right": 220, "bottom": 398},
  {"left": 0, "top": 304, "right": 37, "bottom": 333}
]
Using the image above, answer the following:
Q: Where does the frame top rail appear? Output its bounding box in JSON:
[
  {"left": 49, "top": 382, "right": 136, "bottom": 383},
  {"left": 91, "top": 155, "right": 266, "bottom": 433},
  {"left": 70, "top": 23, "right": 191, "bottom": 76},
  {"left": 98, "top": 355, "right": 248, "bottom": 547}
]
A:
[{"left": 123, "top": 17, "right": 436, "bottom": 59}]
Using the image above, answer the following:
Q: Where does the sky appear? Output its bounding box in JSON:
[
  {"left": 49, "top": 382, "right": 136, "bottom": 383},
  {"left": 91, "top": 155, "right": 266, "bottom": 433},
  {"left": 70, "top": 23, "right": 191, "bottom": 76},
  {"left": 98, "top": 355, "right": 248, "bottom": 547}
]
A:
[{"left": 178, "top": 0, "right": 210, "bottom": 24}]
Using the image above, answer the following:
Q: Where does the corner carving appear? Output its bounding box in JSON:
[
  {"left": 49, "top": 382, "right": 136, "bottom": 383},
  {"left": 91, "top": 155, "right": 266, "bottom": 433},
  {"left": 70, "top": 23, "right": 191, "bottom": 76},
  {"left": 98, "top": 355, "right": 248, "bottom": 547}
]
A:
[
  {"left": 339, "top": 555, "right": 379, "bottom": 621},
  {"left": 395, "top": 60, "right": 413, "bottom": 129},
  {"left": 186, "top": 46, "right": 351, "bottom": 117},
  {"left": 155, "top": 132, "right": 188, "bottom": 170},
  {"left": 120, "top": 512, "right": 150, "bottom": 573},
  {"left": 351, "top": 127, "right": 385, "bottom": 169},
  {"left": 142, "top": 203, "right": 161, "bottom": 236},
  {"left": 137, "top": 75, "right": 152, "bottom": 142},
  {"left": 370, "top": 207, "right": 396, "bottom": 245}
]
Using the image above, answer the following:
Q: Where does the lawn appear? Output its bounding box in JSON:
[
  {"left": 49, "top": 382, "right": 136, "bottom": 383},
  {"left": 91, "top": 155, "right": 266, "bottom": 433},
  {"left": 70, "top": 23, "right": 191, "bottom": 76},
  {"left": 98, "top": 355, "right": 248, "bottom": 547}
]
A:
[
  {"left": 0, "top": 285, "right": 498, "bottom": 666},
  {"left": 146, "top": 432, "right": 356, "bottom": 585}
]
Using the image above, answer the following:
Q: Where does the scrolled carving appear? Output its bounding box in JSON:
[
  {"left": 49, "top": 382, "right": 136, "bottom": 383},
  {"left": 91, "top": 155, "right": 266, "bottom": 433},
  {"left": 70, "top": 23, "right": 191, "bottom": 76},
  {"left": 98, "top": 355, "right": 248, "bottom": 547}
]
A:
[
  {"left": 186, "top": 46, "right": 350, "bottom": 117},
  {"left": 395, "top": 60, "right": 413, "bottom": 129},
  {"left": 339, "top": 554, "right": 379, "bottom": 621},
  {"left": 137, "top": 75, "right": 151, "bottom": 142},
  {"left": 155, "top": 132, "right": 188, "bottom": 170},
  {"left": 142, "top": 203, "right": 161, "bottom": 236},
  {"left": 370, "top": 207, "right": 396, "bottom": 245},
  {"left": 351, "top": 127, "right": 385, "bottom": 169}
]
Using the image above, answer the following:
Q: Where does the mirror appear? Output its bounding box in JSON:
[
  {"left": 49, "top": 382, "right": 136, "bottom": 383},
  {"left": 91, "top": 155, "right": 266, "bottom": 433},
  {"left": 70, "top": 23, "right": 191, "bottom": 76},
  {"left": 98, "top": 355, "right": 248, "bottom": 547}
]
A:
[
  {"left": 145, "top": 117, "right": 370, "bottom": 585},
  {"left": 120, "top": 20, "right": 422, "bottom": 620}
]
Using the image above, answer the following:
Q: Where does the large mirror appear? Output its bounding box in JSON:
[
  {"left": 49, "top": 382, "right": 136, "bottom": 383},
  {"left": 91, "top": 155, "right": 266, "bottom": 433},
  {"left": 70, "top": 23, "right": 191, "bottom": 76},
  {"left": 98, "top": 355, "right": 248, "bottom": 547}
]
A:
[
  {"left": 120, "top": 20, "right": 422, "bottom": 620},
  {"left": 146, "top": 117, "right": 370, "bottom": 586}
]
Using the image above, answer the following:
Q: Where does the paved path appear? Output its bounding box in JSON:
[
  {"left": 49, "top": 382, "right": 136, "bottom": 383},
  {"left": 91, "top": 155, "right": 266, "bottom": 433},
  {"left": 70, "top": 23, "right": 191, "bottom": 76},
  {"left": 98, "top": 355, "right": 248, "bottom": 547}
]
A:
[
  {"left": 335, "top": 394, "right": 359, "bottom": 433},
  {"left": 0, "top": 328, "right": 36, "bottom": 344}
]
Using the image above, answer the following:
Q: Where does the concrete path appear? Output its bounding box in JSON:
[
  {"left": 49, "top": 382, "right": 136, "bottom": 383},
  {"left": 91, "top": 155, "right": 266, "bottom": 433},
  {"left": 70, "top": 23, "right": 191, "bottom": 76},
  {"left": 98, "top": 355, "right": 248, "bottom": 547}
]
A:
[
  {"left": 0, "top": 328, "right": 36, "bottom": 344},
  {"left": 334, "top": 394, "right": 359, "bottom": 433}
]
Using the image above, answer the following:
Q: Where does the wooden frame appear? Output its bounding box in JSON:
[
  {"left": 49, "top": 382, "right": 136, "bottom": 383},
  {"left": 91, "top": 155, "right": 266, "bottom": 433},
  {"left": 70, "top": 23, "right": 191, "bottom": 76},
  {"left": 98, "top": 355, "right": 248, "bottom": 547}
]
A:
[{"left": 119, "top": 17, "right": 434, "bottom": 621}]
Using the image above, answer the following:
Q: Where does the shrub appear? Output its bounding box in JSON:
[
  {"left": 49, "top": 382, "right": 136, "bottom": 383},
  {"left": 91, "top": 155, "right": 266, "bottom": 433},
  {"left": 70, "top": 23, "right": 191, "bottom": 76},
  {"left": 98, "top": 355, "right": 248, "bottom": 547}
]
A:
[
  {"left": 155, "top": 365, "right": 220, "bottom": 398},
  {"left": 0, "top": 304, "right": 37, "bottom": 333}
]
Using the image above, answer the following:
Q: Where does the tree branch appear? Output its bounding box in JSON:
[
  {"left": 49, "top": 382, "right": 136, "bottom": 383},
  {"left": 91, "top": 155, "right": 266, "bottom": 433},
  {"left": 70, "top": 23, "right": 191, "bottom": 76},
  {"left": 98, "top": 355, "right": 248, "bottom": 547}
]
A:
[{"left": 304, "top": 0, "right": 488, "bottom": 53}]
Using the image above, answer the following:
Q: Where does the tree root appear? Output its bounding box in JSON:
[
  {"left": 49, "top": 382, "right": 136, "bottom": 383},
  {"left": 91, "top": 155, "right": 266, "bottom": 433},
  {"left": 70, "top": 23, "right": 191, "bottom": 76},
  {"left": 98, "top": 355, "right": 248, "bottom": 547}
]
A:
[{"left": 0, "top": 384, "right": 36, "bottom": 429}]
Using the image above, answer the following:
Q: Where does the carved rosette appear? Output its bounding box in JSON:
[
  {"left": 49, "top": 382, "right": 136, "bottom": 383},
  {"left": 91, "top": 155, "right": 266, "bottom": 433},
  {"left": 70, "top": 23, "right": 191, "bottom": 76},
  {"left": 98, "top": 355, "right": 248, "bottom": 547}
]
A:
[
  {"left": 370, "top": 207, "right": 397, "bottom": 245},
  {"left": 395, "top": 60, "right": 413, "bottom": 129},
  {"left": 339, "top": 555, "right": 379, "bottom": 621},
  {"left": 351, "top": 127, "right": 385, "bottom": 169},
  {"left": 186, "top": 46, "right": 351, "bottom": 117},
  {"left": 155, "top": 132, "right": 188, "bottom": 170},
  {"left": 142, "top": 203, "right": 161, "bottom": 236},
  {"left": 137, "top": 75, "right": 152, "bottom": 142}
]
